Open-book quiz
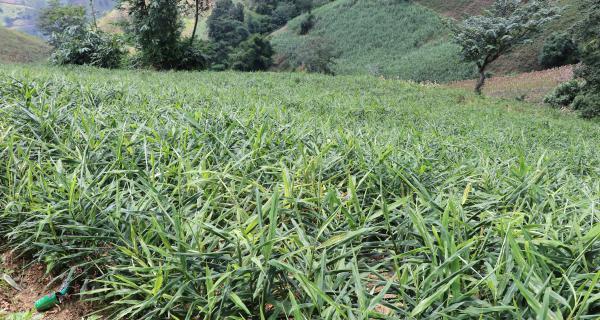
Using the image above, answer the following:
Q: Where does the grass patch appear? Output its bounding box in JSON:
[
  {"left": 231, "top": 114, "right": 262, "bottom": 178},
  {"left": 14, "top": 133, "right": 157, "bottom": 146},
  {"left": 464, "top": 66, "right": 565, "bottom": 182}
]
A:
[{"left": 0, "top": 64, "right": 599, "bottom": 318}]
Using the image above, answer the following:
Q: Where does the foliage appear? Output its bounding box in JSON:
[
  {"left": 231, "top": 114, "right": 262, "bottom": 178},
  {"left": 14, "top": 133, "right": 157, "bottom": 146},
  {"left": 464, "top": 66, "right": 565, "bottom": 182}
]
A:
[
  {"left": 272, "top": 0, "right": 475, "bottom": 82},
  {"left": 207, "top": 0, "right": 250, "bottom": 63},
  {"left": 288, "top": 36, "right": 338, "bottom": 74},
  {"left": 0, "top": 310, "right": 42, "bottom": 320},
  {"left": 36, "top": 0, "right": 87, "bottom": 43},
  {"left": 120, "top": 0, "right": 183, "bottom": 69},
  {"left": 298, "top": 13, "right": 315, "bottom": 35},
  {"left": 538, "top": 32, "right": 580, "bottom": 68},
  {"left": 571, "top": 0, "right": 600, "bottom": 118},
  {"left": 1, "top": 64, "right": 599, "bottom": 319},
  {"left": 175, "top": 38, "right": 209, "bottom": 70},
  {"left": 50, "top": 25, "right": 125, "bottom": 68},
  {"left": 572, "top": 92, "right": 600, "bottom": 119},
  {"left": 230, "top": 34, "right": 273, "bottom": 71},
  {"left": 543, "top": 79, "right": 582, "bottom": 108},
  {"left": 247, "top": 0, "right": 320, "bottom": 34},
  {"left": 247, "top": 14, "right": 276, "bottom": 34},
  {"left": 450, "top": 0, "right": 559, "bottom": 94}
]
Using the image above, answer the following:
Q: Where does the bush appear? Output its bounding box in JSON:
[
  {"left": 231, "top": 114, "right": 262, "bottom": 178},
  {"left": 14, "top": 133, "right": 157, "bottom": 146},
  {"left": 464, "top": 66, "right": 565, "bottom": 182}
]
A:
[
  {"left": 230, "top": 35, "right": 273, "bottom": 71},
  {"left": 292, "top": 37, "right": 338, "bottom": 74},
  {"left": 543, "top": 80, "right": 582, "bottom": 108},
  {"left": 175, "top": 39, "right": 209, "bottom": 70},
  {"left": 572, "top": 92, "right": 600, "bottom": 119},
  {"left": 51, "top": 26, "right": 125, "bottom": 68},
  {"left": 539, "top": 32, "right": 580, "bottom": 68},
  {"left": 298, "top": 13, "right": 315, "bottom": 35}
]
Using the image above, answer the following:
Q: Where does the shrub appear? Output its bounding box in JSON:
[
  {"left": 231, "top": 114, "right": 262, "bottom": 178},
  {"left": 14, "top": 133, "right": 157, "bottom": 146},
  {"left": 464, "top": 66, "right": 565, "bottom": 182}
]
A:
[
  {"left": 298, "top": 13, "right": 315, "bottom": 35},
  {"left": 175, "top": 40, "right": 209, "bottom": 70},
  {"left": 290, "top": 36, "right": 338, "bottom": 74},
  {"left": 572, "top": 92, "right": 600, "bottom": 119},
  {"left": 230, "top": 35, "right": 273, "bottom": 71},
  {"left": 569, "top": 0, "right": 600, "bottom": 119},
  {"left": 543, "top": 80, "right": 582, "bottom": 108},
  {"left": 539, "top": 32, "right": 580, "bottom": 68},
  {"left": 51, "top": 26, "right": 125, "bottom": 68}
]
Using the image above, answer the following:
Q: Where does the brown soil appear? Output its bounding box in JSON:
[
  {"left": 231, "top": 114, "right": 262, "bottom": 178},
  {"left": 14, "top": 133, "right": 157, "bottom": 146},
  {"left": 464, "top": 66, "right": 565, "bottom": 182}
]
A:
[
  {"left": 446, "top": 65, "right": 575, "bottom": 103},
  {"left": 0, "top": 252, "right": 95, "bottom": 320}
]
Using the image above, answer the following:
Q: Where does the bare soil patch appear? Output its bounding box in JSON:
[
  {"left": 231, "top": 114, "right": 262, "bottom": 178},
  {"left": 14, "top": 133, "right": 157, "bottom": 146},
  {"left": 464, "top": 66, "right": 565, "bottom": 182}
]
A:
[{"left": 0, "top": 252, "right": 94, "bottom": 320}]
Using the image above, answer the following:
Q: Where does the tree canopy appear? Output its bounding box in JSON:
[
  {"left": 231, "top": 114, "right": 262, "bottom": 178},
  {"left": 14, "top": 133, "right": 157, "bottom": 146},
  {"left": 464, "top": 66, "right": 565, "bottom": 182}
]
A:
[{"left": 451, "top": 0, "right": 559, "bottom": 94}]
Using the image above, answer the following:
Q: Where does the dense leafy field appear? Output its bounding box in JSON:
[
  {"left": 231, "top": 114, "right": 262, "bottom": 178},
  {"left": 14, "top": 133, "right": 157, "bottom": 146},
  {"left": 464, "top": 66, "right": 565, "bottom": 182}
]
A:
[
  {"left": 0, "top": 65, "right": 599, "bottom": 319},
  {"left": 271, "top": 0, "right": 475, "bottom": 82}
]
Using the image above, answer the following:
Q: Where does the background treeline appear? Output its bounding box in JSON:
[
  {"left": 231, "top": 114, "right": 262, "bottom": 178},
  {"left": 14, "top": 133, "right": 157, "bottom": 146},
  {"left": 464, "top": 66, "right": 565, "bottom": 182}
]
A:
[{"left": 42, "top": 0, "right": 326, "bottom": 71}]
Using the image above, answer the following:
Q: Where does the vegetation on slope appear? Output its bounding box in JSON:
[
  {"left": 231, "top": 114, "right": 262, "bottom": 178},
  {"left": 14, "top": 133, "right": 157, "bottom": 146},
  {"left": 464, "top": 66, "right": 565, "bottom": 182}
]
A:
[
  {"left": 420, "top": 0, "right": 584, "bottom": 74},
  {"left": 0, "top": 0, "right": 114, "bottom": 35},
  {"left": 1, "top": 64, "right": 598, "bottom": 318},
  {"left": 489, "top": 0, "right": 585, "bottom": 74},
  {"left": 271, "top": 0, "right": 475, "bottom": 82},
  {"left": 0, "top": 26, "right": 49, "bottom": 63},
  {"left": 417, "top": 0, "right": 493, "bottom": 18}
]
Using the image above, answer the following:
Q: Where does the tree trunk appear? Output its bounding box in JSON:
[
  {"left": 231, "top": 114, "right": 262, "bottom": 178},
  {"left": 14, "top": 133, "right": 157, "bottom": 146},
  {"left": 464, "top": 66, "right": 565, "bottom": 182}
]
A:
[
  {"left": 190, "top": 0, "right": 200, "bottom": 45},
  {"left": 475, "top": 67, "right": 486, "bottom": 95},
  {"left": 90, "top": 0, "right": 98, "bottom": 30}
]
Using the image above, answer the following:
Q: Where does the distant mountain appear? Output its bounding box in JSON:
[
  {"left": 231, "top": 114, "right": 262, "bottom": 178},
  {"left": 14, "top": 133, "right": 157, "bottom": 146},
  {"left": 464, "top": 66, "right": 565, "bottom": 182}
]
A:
[
  {"left": 0, "top": 25, "right": 50, "bottom": 62},
  {"left": 0, "top": 0, "right": 115, "bottom": 35}
]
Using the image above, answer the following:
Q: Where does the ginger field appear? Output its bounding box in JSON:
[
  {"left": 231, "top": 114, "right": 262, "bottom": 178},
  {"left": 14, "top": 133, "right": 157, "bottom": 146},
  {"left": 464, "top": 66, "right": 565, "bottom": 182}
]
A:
[{"left": 0, "top": 65, "right": 599, "bottom": 319}]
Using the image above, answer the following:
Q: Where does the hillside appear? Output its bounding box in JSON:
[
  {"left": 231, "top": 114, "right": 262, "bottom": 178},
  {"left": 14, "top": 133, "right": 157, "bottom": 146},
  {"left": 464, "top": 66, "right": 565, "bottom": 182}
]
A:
[
  {"left": 271, "top": 0, "right": 475, "bottom": 82},
  {"left": 419, "top": 0, "right": 584, "bottom": 74},
  {"left": 1, "top": 64, "right": 599, "bottom": 318},
  {"left": 417, "top": 0, "right": 493, "bottom": 18},
  {"left": 0, "top": 25, "right": 49, "bottom": 63},
  {"left": 271, "top": 0, "right": 584, "bottom": 81},
  {"left": 0, "top": 0, "right": 114, "bottom": 35}
]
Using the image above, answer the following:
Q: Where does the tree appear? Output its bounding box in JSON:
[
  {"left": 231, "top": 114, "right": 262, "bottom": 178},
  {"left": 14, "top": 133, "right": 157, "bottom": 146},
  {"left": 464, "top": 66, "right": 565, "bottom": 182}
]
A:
[
  {"left": 450, "top": 0, "right": 558, "bottom": 94},
  {"left": 37, "top": 0, "right": 87, "bottom": 44},
  {"left": 230, "top": 34, "right": 273, "bottom": 71},
  {"left": 207, "top": 0, "right": 250, "bottom": 64},
  {"left": 298, "top": 13, "right": 315, "bottom": 35},
  {"left": 538, "top": 32, "right": 579, "bottom": 68},
  {"left": 189, "top": 0, "right": 210, "bottom": 45},
  {"left": 120, "top": 0, "right": 182, "bottom": 69},
  {"left": 291, "top": 36, "right": 338, "bottom": 75}
]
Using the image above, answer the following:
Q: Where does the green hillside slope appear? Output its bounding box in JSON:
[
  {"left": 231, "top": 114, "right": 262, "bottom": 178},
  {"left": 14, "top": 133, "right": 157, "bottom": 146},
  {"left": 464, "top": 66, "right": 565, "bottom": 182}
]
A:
[
  {"left": 419, "top": 0, "right": 584, "bottom": 74},
  {"left": 0, "top": 0, "right": 114, "bottom": 35},
  {"left": 271, "top": 0, "right": 475, "bottom": 82},
  {"left": 0, "top": 25, "right": 49, "bottom": 63},
  {"left": 417, "top": 0, "right": 493, "bottom": 18}
]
